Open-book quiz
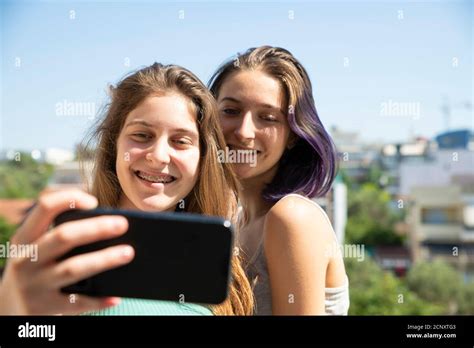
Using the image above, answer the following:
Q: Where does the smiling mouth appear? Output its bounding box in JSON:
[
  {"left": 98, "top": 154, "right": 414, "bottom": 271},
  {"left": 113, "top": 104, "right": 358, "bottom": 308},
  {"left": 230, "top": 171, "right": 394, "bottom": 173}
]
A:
[{"left": 134, "top": 170, "right": 177, "bottom": 184}]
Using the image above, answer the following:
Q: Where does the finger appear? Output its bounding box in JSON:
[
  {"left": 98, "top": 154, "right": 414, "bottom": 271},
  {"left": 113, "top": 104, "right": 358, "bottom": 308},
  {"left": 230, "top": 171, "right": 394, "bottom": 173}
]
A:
[
  {"left": 35, "top": 215, "right": 129, "bottom": 265},
  {"left": 13, "top": 189, "right": 98, "bottom": 245},
  {"left": 50, "top": 244, "right": 135, "bottom": 289}
]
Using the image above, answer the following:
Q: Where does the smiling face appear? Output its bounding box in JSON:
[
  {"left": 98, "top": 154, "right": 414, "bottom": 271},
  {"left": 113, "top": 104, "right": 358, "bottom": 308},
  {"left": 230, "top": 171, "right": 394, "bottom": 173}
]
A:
[
  {"left": 116, "top": 93, "right": 200, "bottom": 212},
  {"left": 217, "top": 70, "right": 293, "bottom": 182}
]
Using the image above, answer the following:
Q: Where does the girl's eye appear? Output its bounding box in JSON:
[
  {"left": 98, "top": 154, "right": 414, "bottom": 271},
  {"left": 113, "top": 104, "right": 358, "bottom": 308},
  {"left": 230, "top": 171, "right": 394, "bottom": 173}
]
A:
[
  {"left": 131, "top": 133, "right": 152, "bottom": 141},
  {"left": 222, "top": 108, "right": 240, "bottom": 116},
  {"left": 174, "top": 138, "right": 193, "bottom": 146},
  {"left": 261, "top": 115, "right": 278, "bottom": 122}
]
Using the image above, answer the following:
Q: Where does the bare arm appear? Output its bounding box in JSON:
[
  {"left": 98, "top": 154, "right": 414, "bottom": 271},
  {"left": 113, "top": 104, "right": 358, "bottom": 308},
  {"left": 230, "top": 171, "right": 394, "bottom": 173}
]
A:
[{"left": 264, "top": 196, "right": 334, "bottom": 315}]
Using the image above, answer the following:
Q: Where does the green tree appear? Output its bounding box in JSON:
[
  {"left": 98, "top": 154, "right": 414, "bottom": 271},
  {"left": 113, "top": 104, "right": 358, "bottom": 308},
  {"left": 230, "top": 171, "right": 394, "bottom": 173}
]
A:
[
  {"left": 345, "top": 183, "right": 404, "bottom": 245},
  {"left": 458, "top": 282, "right": 474, "bottom": 314},
  {"left": 345, "top": 256, "right": 445, "bottom": 315},
  {"left": 367, "top": 162, "right": 383, "bottom": 186},
  {"left": 0, "top": 152, "right": 54, "bottom": 198},
  {"left": 0, "top": 217, "right": 16, "bottom": 268},
  {"left": 406, "top": 260, "right": 463, "bottom": 314},
  {"left": 338, "top": 167, "right": 354, "bottom": 189}
]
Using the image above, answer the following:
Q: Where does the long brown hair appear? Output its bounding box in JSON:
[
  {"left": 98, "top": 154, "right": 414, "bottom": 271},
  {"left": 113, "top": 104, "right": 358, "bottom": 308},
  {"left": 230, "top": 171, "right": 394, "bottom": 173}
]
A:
[{"left": 81, "top": 63, "right": 254, "bottom": 315}]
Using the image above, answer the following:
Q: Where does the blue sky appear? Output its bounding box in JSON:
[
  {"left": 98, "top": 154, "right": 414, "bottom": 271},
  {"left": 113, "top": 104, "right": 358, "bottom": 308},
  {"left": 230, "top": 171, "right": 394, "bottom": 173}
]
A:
[{"left": 1, "top": 0, "right": 472, "bottom": 152}]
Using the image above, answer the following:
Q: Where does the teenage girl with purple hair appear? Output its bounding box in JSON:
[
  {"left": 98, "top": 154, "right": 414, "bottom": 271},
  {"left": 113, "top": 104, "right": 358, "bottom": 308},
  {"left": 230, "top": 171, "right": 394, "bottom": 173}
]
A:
[{"left": 209, "top": 46, "right": 349, "bottom": 315}]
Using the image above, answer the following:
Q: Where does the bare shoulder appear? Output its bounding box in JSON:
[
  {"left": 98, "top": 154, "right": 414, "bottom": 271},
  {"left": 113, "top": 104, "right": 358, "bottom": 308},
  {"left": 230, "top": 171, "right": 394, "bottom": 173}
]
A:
[
  {"left": 263, "top": 195, "right": 335, "bottom": 250},
  {"left": 265, "top": 195, "right": 332, "bottom": 231}
]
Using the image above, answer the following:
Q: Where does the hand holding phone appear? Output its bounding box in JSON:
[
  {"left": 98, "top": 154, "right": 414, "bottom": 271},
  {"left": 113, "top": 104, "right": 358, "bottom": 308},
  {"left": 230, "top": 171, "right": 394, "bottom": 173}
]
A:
[{"left": 0, "top": 189, "right": 131, "bottom": 315}]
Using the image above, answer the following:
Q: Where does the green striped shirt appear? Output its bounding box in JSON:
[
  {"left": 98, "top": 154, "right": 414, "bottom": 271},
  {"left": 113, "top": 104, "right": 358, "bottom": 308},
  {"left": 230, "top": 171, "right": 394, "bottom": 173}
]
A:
[{"left": 83, "top": 297, "right": 213, "bottom": 316}]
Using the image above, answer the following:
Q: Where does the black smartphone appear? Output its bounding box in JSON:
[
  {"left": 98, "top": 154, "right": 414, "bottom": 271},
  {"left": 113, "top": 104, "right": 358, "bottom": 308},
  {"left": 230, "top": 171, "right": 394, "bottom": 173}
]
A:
[{"left": 53, "top": 209, "right": 234, "bottom": 305}]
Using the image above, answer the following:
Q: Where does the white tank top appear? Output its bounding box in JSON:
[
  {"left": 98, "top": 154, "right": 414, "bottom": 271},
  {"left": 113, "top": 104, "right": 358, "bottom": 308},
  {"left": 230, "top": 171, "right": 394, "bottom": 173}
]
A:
[{"left": 242, "top": 193, "right": 350, "bottom": 315}]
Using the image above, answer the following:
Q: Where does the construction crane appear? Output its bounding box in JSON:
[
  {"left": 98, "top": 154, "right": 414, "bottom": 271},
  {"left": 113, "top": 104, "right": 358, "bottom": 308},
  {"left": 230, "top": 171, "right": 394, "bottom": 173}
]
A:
[{"left": 441, "top": 97, "right": 472, "bottom": 130}]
